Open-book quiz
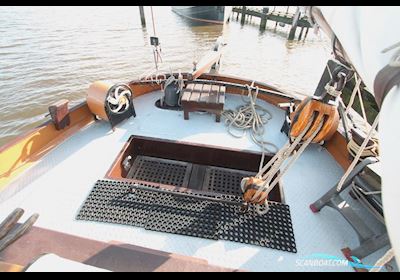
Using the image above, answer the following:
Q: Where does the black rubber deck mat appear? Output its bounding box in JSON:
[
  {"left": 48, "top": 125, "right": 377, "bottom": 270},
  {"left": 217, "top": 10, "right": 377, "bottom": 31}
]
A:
[
  {"left": 145, "top": 195, "right": 221, "bottom": 240},
  {"left": 76, "top": 180, "right": 157, "bottom": 227},
  {"left": 217, "top": 203, "right": 297, "bottom": 253},
  {"left": 77, "top": 180, "right": 297, "bottom": 253}
]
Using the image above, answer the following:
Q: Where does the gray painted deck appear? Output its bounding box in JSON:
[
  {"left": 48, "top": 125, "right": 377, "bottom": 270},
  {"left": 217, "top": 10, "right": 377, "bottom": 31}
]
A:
[{"left": 0, "top": 91, "right": 392, "bottom": 271}]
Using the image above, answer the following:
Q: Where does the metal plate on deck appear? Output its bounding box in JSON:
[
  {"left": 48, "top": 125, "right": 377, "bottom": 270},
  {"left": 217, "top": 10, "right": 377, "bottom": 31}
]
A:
[{"left": 77, "top": 180, "right": 297, "bottom": 253}]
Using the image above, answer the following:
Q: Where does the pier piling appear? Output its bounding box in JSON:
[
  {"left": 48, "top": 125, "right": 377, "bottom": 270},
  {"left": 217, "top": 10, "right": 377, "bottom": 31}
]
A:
[
  {"left": 288, "top": 7, "right": 301, "bottom": 41},
  {"left": 232, "top": 6, "right": 311, "bottom": 40},
  {"left": 139, "top": 6, "right": 146, "bottom": 27},
  {"left": 259, "top": 7, "right": 269, "bottom": 31},
  {"left": 304, "top": 27, "right": 310, "bottom": 40},
  {"left": 240, "top": 6, "right": 246, "bottom": 25},
  {"left": 298, "top": 27, "right": 305, "bottom": 41}
]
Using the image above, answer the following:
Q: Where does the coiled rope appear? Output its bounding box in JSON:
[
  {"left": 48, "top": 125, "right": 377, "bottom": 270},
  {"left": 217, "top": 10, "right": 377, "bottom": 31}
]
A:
[{"left": 221, "top": 82, "right": 278, "bottom": 172}]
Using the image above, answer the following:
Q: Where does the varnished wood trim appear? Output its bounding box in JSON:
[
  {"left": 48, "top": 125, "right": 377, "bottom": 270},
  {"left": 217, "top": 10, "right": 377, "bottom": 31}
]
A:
[
  {"left": 129, "top": 72, "right": 295, "bottom": 107},
  {"left": 0, "top": 73, "right": 350, "bottom": 192},
  {"left": 0, "top": 103, "right": 94, "bottom": 190},
  {"left": 0, "top": 261, "right": 24, "bottom": 272},
  {"left": 325, "top": 131, "right": 351, "bottom": 170}
]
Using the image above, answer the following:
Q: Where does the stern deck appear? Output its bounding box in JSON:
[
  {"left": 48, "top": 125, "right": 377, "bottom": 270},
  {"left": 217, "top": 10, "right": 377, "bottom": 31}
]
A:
[{"left": 0, "top": 91, "right": 390, "bottom": 271}]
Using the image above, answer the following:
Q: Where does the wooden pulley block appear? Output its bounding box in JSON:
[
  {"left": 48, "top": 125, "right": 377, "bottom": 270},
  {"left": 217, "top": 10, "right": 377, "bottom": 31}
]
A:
[
  {"left": 242, "top": 177, "right": 268, "bottom": 205},
  {"left": 290, "top": 97, "right": 339, "bottom": 143}
]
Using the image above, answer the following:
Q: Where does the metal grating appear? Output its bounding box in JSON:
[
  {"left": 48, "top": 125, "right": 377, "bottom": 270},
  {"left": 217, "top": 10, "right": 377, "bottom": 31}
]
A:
[
  {"left": 77, "top": 180, "right": 297, "bottom": 253},
  {"left": 127, "top": 156, "right": 191, "bottom": 187},
  {"left": 203, "top": 166, "right": 256, "bottom": 196}
]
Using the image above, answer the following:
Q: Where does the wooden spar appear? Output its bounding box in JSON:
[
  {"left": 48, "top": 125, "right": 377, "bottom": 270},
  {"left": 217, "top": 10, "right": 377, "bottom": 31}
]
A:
[
  {"left": 0, "top": 214, "right": 39, "bottom": 253},
  {"left": 189, "top": 50, "right": 222, "bottom": 80},
  {"left": 139, "top": 6, "right": 146, "bottom": 27},
  {"left": 0, "top": 208, "right": 24, "bottom": 240}
]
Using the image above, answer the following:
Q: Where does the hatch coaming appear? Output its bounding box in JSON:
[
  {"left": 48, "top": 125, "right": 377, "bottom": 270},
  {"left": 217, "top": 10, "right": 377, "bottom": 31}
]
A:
[{"left": 106, "top": 135, "right": 283, "bottom": 203}]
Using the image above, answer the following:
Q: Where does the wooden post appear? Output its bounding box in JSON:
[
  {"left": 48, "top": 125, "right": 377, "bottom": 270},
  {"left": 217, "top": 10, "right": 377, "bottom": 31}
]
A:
[
  {"left": 139, "top": 6, "right": 146, "bottom": 27},
  {"left": 288, "top": 7, "right": 301, "bottom": 40},
  {"left": 298, "top": 26, "right": 305, "bottom": 40},
  {"left": 260, "top": 7, "right": 269, "bottom": 31},
  {"left": 240, "top": 6, "right": 246, "bottom": 25},
  {"left": 304, "top": 27, "right": 310, "bottom": 40}
]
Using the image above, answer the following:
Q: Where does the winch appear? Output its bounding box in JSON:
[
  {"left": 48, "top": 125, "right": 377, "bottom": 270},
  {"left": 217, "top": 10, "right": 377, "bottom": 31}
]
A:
[{"left": 86, "top": 81, "right": 136, "bottom": 129}]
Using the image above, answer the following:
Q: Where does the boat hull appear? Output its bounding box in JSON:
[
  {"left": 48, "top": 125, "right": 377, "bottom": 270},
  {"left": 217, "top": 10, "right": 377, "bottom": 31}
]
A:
[{"left": 172, "top": 6, "right": 231, "bottom": 24}]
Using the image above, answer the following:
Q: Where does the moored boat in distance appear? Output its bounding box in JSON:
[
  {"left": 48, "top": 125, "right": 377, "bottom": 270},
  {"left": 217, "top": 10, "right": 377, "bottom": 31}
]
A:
[{"left": 172, "top": 6, "right": 232, "bottom": 24}]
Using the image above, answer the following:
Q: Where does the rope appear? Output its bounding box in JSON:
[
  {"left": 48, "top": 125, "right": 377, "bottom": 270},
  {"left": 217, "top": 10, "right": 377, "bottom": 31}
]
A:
[
  {"left": 341, "top": 72, "right": 379, "bottom": 158},
  {"left": 221, "top": 83, "right": 278, "bottom": 171},
  {"left": 370, "top": 248, "right": 395, "bottom": 272},
  {"left": 325, "top": 84, "right": 342, "bottom": 98},
  {"left": 345, "top": 74, "right": 363, "bottom": 115},
  {"left": 357, "top": 85, "right": 368, "bottom": 127},
  {"left": 159, "top": 70, "right": 185, "bottom": 107},
  {"left": 252, "top": 117, "right": 323, "bottom": 215},
  {"left": 337, "top": 113, "right": 380, "bottom": 192},
  {"left": 347, "top": 136, "right": 379, "bottom": 158}
]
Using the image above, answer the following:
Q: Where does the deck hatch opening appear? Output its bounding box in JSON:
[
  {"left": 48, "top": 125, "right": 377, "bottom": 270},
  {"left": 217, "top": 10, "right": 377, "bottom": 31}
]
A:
[{"left": 107, "top": 135, "right": 284, "bottom": 203}]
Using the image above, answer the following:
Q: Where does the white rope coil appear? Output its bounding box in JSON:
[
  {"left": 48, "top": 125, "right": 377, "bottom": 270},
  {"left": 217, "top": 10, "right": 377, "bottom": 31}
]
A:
[
  {"left": 347, "top": 136, "right": 379, "bottom": 159},
  {"left": 221, "top": 83, "right": 278, "bottom": 159}
]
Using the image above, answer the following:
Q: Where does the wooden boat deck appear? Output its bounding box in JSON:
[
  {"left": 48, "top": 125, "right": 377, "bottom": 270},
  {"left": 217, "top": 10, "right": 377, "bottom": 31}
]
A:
[{"left": 0, "top": 91, "right": 391, "bottom": 271}]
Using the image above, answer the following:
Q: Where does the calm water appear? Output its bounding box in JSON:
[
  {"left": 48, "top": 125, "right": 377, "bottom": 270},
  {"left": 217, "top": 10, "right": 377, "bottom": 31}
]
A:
[{"left": 0, "top": 6, "right": 331, "bottom": 147}]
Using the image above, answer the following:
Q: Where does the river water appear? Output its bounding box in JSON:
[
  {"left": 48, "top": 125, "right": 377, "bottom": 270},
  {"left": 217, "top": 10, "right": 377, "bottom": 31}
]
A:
[{"left": 0, "top": 6, "right": 331, "bottom": 147}]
